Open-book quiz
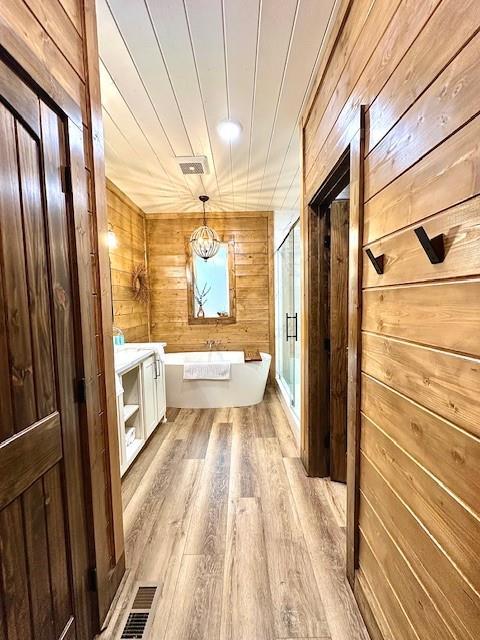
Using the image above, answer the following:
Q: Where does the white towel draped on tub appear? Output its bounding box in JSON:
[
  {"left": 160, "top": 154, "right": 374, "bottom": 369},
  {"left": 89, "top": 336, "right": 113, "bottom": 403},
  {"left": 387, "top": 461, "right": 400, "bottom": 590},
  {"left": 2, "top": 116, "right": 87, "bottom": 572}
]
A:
[{"left": 183, "top": 361, "right": 231, "bottom": 380}]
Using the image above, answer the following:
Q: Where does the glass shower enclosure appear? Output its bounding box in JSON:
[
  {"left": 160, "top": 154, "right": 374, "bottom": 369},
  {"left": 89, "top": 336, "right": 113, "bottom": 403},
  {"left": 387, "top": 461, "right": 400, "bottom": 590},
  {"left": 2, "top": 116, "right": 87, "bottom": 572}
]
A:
[{"left": 276, "top": 221, "right": 301, "bottom": 418}]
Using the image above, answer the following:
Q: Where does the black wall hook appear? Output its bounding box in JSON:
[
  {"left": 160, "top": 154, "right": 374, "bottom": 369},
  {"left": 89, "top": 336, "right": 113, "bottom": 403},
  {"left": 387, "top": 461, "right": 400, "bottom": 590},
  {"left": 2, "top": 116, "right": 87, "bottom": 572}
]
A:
[
  {"left": 365, "top": 248, "right": 384, "bottom": 274},
  {"left": 414, "top": 226, "right": 445, "bottom": 264}
]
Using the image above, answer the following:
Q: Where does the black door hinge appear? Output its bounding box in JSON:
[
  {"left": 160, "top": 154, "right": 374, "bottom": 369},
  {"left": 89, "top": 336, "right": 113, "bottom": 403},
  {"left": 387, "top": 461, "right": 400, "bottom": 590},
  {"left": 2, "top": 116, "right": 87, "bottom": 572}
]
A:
[
  {"left": 60, "top": 165, "right": 72, "bottom": 194},
  {"left": 88, "top": 567, "right": 98, "bottom": 592},
  {"left": 324, "top": 337, "right": 331, "bottom": 352},
  {"left": 76, "top": 378, "right": 86, "bottom": 404}
]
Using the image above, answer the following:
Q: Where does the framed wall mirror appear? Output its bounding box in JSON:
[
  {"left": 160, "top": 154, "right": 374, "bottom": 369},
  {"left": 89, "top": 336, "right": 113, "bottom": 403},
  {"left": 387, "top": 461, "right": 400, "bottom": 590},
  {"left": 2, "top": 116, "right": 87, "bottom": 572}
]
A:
[{"left": 186, "top": 240, "right": 236, "bottom": 324}]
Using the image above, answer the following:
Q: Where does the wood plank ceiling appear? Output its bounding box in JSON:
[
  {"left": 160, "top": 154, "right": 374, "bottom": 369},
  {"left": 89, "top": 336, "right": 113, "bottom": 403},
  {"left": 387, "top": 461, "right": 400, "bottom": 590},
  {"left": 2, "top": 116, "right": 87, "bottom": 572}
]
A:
[{"left": 96, "top": 0, "right": 337, "bottom": 212}]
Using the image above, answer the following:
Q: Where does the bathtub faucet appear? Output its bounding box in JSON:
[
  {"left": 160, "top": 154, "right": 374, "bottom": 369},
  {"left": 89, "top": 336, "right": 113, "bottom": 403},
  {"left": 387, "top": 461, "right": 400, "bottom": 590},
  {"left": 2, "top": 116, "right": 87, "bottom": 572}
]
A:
[{"left": 205, "top": 339, "right": 221, "bottom": 350}]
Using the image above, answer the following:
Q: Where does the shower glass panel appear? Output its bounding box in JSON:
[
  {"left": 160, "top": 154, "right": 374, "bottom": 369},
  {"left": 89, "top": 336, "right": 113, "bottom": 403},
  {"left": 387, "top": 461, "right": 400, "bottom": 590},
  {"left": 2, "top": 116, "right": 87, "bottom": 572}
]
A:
[
  {"left": 293, "top": 222, "right": 301, "bottom": 411},
  {"left": 276, "top": 220, "right": 301, "bottom": 417}
]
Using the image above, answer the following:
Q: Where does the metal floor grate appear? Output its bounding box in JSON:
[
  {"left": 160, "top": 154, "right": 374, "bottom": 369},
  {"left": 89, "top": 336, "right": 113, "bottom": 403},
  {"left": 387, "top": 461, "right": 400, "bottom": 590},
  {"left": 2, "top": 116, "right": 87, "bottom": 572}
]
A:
[
  {"left": 121, "top": 612, "right": 149, "bottom": 639},
  {"left": 132, "top": 586, "right": 157, "bottom": 610},
  {"left": 120, "top": 585, "right": 158, "bottom": 639}
]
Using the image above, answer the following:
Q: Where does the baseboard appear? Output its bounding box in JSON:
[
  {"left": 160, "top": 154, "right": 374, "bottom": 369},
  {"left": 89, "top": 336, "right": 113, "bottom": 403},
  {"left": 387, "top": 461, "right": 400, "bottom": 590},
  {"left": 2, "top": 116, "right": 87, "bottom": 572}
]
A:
[
  {"left": 273, "top": 378, "right": 300, "bottom": 447},
  {"left": 99, "top": 552, "right": 127, "bottom": 632}
]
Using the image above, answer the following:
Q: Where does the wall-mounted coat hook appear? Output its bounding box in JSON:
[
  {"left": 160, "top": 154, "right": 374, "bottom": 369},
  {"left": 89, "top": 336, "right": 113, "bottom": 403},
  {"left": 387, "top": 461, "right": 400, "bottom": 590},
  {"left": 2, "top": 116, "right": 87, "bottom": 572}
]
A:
[
  {"left": 414, "top": 226, "right": 445, "bottom": 264},
  {"left": 365, "top": 248, "right": 384, "bottom": 274}
]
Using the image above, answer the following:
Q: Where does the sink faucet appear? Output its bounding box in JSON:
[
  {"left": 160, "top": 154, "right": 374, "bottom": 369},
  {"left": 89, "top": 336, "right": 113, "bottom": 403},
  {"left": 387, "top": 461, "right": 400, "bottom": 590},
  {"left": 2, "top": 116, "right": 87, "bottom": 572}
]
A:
[{"left": 205, "top": 339, "right": 220, "bottom": 350}]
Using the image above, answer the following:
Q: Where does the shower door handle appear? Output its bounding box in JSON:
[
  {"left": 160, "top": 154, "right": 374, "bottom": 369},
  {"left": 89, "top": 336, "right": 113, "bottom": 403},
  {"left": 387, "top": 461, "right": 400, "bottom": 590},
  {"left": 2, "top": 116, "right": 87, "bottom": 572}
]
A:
[{"left": 286, "top": 313, "right": 298, "bottom": 341}]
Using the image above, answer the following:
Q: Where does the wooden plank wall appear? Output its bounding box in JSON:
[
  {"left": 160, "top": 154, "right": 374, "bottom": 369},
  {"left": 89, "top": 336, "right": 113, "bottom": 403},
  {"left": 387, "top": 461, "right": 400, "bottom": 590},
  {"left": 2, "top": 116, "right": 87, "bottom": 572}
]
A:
[
  {"left": 146, "top": 211, "right": 274, "bottom": 361},
  {"left": 0, "top": 0, "right": 124, "bottom": 626},
  {"left": 302, "top": 0, "right": 480, "bottom": 638},
  {"left": 107, "top": 179, "right": 149, "bottom": 342}
]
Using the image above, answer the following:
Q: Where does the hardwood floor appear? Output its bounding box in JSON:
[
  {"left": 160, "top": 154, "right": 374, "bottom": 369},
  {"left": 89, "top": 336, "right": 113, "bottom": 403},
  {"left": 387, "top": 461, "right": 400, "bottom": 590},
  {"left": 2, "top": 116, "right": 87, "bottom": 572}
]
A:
[{"left": 99, "top": 387, "right": 369, "bottom": 640}]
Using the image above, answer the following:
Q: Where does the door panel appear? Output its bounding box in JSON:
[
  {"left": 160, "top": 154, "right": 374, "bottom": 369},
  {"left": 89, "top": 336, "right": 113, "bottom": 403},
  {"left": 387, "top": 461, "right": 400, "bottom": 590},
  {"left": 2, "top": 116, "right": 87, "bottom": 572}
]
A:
[
  {"left": 17, "top": 123, "right": 56, "bottom": 416},
  {"left": 0, "top": 105, "right": 37, "bottom": 432},
  {"left": 0, "top": 62, "right": 90, "bottom": 640}
]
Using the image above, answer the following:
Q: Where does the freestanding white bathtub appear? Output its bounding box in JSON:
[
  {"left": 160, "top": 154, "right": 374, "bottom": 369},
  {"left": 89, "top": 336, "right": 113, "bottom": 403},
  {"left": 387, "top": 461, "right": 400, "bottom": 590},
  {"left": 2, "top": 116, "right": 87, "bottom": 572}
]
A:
[{"left": 164, "top": 351, "right": 271, "bottom": 408}]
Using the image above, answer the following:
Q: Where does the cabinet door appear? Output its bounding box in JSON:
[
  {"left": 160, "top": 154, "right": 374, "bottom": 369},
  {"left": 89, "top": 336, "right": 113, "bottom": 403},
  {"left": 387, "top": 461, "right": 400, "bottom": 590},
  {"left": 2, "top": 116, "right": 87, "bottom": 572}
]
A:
[{"left": 142, "top": 357, "right": 158, "bottom": 437}]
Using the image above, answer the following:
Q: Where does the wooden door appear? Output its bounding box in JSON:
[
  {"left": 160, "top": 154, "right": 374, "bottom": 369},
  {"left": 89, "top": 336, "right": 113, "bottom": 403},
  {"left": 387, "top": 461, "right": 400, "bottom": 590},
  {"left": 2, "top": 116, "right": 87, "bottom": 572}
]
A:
[
  {"left": 329, "top": 199, "right": 349, "bottom": 482},
  {"left": 0, "top": 62, "right": 91, "bottom": 639}
]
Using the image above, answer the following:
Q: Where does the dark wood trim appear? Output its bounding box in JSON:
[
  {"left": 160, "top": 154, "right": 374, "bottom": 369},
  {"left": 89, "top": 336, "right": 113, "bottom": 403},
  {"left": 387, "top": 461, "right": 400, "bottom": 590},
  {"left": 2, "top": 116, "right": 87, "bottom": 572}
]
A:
[
  {"left": 301, "top": 106, "right": 365, "bottom": 579},
  {"left": 65, "top": 116, "right": 104, "bottom": 632},
  {"left": 0, "top": 56, "right": 40, "bottom": 136},
  {"left": 186, "top": 237, "right": 237, "bottom": 325},
  {"left": 0, "top": 36, "right": 82, "bottom": 128},
  {"left": 40, "top": 99, "right": 93, "bottom": 640},
  {"left": 82, "top": 0, "right": 125, "bottom": 584},
  {"left": 346, "top": 106, "right": 365, "bottom": 586},
  {"left": 301, "top": 202, "right": 330, "bottom": 477},
  {"left": 301, "top": 137, "right": 351, "bottom": 478}
]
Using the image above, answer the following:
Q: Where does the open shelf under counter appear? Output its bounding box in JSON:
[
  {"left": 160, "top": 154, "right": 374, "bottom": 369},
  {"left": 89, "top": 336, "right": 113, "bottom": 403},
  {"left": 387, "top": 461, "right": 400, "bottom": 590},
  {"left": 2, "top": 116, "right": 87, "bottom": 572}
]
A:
[
  {"left": 123, "top": 403, "right": 139, "bottom": 422},
  {"left": 125, "top": 438, "right": 144, "bottom": 466}
]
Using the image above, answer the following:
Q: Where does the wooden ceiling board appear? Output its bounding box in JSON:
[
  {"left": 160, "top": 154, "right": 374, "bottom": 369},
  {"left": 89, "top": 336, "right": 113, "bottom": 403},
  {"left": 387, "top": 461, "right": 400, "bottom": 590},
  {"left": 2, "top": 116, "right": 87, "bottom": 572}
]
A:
[
  {"left": 223, "top": 0, "right": 260, "bottom": 210},
  {"left": 144, "top": 0, "right": 221, "bottom": 203},
  {"left": 96, "top": 0, "right": 334, "bottom": 213},
  {"left": 100, "top": 65, "right": 172, "bottom": 183},
  {"left": 259, "top": 0, "right": 336, "bottom": 206},
  {"left": 97, "top": 0, "right": 193, "bottom": 196},
  {"left": 245, "top": 0, "right": 298, "bottom": 208},
  {"left": 183, "top": 0, "right": 233, "bottom": 204}
]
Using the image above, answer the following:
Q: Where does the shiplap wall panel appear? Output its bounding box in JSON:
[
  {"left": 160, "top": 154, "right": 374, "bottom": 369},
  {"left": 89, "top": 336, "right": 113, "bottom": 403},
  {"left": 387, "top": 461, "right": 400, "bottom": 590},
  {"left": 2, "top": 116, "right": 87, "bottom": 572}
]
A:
[
  {"left": 302, "top": 0, "right": 480, "bottom": 636},
  {"left": 107, "top": 179, "right": 149, "bottom": 342},
  {"left": 147, "top": 211, "right": 274, "bottom": 359}
]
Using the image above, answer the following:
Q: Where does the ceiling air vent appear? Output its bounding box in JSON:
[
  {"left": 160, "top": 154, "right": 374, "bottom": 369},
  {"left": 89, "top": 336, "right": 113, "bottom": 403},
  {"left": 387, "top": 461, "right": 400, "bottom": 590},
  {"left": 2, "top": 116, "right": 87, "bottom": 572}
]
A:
[{"left": 176, "top": 155, "right": 209, "bottom": 175}]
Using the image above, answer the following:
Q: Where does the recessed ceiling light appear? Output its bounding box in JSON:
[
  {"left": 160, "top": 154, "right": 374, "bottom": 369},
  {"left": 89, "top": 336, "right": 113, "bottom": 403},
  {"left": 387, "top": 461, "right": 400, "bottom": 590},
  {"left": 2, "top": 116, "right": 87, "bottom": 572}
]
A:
[{"left": 217, "top": 119, "right": 242, "bottom": 143}]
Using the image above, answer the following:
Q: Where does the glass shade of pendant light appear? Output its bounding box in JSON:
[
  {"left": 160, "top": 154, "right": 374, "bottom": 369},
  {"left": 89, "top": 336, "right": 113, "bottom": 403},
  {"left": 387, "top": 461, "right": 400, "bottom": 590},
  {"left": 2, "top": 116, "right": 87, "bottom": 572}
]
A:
[{"left": 190, "top": 195, "right": 220, "bottom": 261}]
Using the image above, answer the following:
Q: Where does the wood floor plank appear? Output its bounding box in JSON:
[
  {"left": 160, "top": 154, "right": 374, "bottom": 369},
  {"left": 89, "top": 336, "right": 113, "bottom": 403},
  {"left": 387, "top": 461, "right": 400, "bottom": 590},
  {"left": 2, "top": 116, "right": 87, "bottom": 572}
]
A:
[
  {"left": 322, "top": 479, "right": 347, "bottom": 530},
  {"left": 266, "top": 387, "right": 298, "bottom": 457},
  {"left": 229, "top": 407, "right": 260, "bottom": 499},
  {"left": 214, "top": 407, "right": 232, "bottom": 423},
  {"left": 121, "top": 421, "right": 172, "bottom": 510},
  {"left": 140, "top": 459, "right": 203, "bottom": 639},
  {"left": 284, "top": 458, "right": 370, "bottom": 640},
  {"left": 184, "top": 408, "right": 216, "bottom": 459},
  {"left": 220, "top": 497, "right": 275, "bottom": 640},
  {"left": 250, "top": 401, "right": 276, "bottom": 437},
  {"left": 255, "top": 437, "right": 329, "bottom": 638},
  {"left": 172, "top": 408, "right": 198, "bottom": 439},
  {"left": 164, "top": 554, "right": 223, "bottom": 640},
  {"left": 185, "top": 422, "right": 232, "bottom": 555},
  {"left": 123, "top": 437, "right": 188, "bottom": 571},
  {"left": 166, "top": 407, "right": 181, "bottom": 422}
]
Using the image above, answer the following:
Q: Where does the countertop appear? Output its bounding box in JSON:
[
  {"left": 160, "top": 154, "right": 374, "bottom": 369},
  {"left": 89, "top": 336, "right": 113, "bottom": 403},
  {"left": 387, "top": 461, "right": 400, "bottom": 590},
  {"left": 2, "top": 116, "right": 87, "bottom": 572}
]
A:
[{"left": 114, "top": 347, "right": 155, "bottom": 375}]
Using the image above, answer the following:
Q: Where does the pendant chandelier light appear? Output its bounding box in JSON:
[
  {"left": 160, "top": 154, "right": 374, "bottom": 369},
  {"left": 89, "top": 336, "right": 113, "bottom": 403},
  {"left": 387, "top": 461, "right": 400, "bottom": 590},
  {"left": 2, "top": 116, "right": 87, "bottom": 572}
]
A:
[{"left": 190, "top": 195, "right": 220, "bottom": 261}]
